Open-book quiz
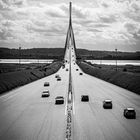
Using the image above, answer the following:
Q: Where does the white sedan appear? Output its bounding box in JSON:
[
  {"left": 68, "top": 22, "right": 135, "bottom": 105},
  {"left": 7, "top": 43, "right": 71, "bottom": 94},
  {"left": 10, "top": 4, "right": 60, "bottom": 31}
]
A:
[{"left": 41, "top": 90, "right": 50, "bottom": 97}]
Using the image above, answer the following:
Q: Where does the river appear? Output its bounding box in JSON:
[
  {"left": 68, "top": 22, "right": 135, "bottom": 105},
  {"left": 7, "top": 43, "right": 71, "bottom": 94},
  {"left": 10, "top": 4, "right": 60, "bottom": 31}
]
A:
[
  {"left": 0, "top": 59, "right": 140, "bottom": 66},
  {"left": 0, "top": 59, "right": 53, "bottom": 64},
  {"left": 86, "top": 60, "right": 140, "bottom": 66}
]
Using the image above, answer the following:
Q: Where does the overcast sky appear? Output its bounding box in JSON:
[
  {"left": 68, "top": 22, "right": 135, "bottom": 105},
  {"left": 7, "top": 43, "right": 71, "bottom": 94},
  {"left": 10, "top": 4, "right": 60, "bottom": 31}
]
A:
[{"left": 0, "top": 0, "right": 140, "bottom": 51}]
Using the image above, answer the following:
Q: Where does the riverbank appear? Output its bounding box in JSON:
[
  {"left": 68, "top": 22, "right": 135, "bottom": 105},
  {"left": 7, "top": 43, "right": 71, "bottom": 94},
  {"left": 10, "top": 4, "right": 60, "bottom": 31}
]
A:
[
  {"left": 77, "top": 61, "right": 140, "bottom": 95},
  {"left": 0, "top": 62, "right": 62, "bottom": 94}
]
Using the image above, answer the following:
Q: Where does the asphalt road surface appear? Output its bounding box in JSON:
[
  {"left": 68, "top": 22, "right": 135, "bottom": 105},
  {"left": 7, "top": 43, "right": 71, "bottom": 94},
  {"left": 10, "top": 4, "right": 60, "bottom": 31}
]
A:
[
  {"left": 0, "top": 63, "right": 140, "bottom": 140},
  {"left": 72, "top": 63, "right": 140, "bottom": 140},
  {"left": 0, "top": 67, "right": 69, "bottom": 140}
]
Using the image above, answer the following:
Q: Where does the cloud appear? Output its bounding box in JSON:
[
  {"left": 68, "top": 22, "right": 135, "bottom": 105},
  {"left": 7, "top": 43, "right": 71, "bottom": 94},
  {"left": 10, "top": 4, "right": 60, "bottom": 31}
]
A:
[
  {"left": 0, "top": 25, "right": 13, "bottom": 40},
  {"left": 124, "top": 22, "right": 140, "bottom": 40},
  {"left": 0, "top": 0, "right": 140, "bottom": 51},
  {"left": 99, "top": 15, "right": 117, "bottom": 23},
  {"left": 101, "top": 2, "right": 110, "bottom": 8},
  {"left": 72, "top": 5, "right": 88, "bottom": 19},
  {"left": 29, "top": 23, "right": 66, "bottom": 36},
  {"left": 45, "top": 6, "right": 66, "bottom": 18},
  {"left": 87, "top": 28, "right": 102, "bottom": 32},
  {"left": 0, "top": 0, "right": 27, "bottom": 11},
  {"left": 0, "top": 0, "right": 10, "bottom": 10},
  {"left": 93, "top": 23, "right": 110, "bottom": 28},
  {"left": 123, "top": 1, "right": 140, "bottom": 22},
  {"left": 1, "top": 0, "right": 26, "bottom": 6},
  {"left": 125, "top": 23, "right": 137, "bottom": 34}
]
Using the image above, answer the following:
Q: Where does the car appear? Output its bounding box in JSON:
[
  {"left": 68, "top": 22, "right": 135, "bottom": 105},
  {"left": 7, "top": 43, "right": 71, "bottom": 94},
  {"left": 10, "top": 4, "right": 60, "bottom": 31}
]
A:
[
  {"left": 124, "top": 108, "right": 136, "bottom": 119},
  {"left": 79, "top": 72, "right": 83, "bottom": 75},
  {"left": 55, "top": 96, "right": 64, "bottom": 104},
  {"left": 66, "top": 68, "right": 68, "bottom": 71},
  {"left": 103, "top": 100, "right": 112, "bottom": 109},
  {"left": 44, "top": 82, "right": 50, "bottom": 86},
  {"left": 76, "top": 69, "right": 78, "bottom": 71},
  {"left": 42, "top": 90, "right": 50, "bottom": 97},
  {"left": 57, "top": 77, "right": 61, "bottom": 81},
  {"left": 81, "top": 95, "right": 89, "bottom": 102},
  {"left": 55, "top": 74, "right": 59, "bottom": 78}
]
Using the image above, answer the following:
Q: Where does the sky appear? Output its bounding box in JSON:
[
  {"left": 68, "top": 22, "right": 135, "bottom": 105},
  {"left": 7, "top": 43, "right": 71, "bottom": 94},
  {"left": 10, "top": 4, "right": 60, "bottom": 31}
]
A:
[{"left": 0, "top": 0, "right": 140, "bottom": 52}]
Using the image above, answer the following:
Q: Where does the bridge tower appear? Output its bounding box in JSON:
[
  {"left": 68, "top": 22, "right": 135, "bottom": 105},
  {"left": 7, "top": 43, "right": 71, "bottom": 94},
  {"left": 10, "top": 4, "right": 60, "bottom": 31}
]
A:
[{"left": 64, "top": 2, "right": 77, "bottom": 63}]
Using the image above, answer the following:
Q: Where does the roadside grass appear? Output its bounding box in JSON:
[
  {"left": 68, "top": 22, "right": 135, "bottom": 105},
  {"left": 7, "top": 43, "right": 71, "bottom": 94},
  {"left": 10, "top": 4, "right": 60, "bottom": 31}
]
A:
[
  {"left": 0, "top": 62, "right": 62, "bottom": 94},
  {"left": 0, "top": 63, "right": 49, "bottom": 73},
  {"left": 77, "top": 61, "right": 140, "bottom": 95}
]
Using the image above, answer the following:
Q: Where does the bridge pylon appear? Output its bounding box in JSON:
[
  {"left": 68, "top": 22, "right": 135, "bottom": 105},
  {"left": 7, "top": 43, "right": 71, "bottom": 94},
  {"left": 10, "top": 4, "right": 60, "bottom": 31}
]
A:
[{"left": 64, "top": 2, "right": 77, "bottom": 63}]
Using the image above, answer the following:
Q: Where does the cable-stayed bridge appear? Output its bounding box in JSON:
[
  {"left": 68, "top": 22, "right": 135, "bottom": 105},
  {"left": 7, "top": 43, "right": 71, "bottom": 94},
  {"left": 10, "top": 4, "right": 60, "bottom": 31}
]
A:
[{"left": 0, "top": 2, "right": 140, "bottom": 140}]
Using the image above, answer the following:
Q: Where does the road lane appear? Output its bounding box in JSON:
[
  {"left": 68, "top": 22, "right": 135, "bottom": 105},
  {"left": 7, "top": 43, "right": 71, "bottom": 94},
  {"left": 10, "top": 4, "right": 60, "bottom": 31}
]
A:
[
  {"left": 0, "top": 67, "right": 69, "bottom": 140},
  {"left": 0, "top": 62, "right": 140, "bottom": 140},
  {"left": 72, "top": 63, "right": 140, "bottom": 140}
]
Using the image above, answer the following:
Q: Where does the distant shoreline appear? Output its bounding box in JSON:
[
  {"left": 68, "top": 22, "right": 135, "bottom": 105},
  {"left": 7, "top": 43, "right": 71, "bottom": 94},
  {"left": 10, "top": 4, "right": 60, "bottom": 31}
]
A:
[{"left": 0, "top": 47, "right": 140, "bottom": 60}]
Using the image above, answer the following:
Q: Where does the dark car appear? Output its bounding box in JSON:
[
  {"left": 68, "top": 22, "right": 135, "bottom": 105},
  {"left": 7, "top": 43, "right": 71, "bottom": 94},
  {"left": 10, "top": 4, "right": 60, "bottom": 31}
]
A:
[
  {"left": 55, "top": 96, "right": 64, "bottom": 104},
  {"left": 79, "top": 72, "right": 83, "bottom": 75},
  {"left": 66, "top": 68, "right": 69, "bottom": 71},
  {"left": 42, "top": 90, "right": 50, "bottom": 97},
  {"left": 103, "top": 100, "right": 112, "bottom": 109},
  {"left": 81, "top": 95, "right": 89, "bottom": 102},
  {"left": 44, "top": 82, "right": 50, "bottom": 86},
  {"left": 76, "top": 69, "right": 79, "bottom": 71},
  {"left": 124, "top": 108, "right": 136, "bottom": 119},
  {"left": 57, "top": 77, "right": 61, "bottom": 81}
]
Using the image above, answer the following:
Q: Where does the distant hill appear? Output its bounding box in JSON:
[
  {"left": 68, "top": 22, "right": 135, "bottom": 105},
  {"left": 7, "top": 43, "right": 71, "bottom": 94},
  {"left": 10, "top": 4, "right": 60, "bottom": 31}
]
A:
[
  {"left": 0, "top": 47, "right": 140, "bottom": 60},
  {"left": 76, "top": 49, "right": 140, "bottom": 60}
]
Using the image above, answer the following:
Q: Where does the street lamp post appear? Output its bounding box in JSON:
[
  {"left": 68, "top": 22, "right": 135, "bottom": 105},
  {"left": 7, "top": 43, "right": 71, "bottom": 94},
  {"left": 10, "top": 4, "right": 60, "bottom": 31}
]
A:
[{"left": 19, "top": 45, "right": 21, "bottom": 65}]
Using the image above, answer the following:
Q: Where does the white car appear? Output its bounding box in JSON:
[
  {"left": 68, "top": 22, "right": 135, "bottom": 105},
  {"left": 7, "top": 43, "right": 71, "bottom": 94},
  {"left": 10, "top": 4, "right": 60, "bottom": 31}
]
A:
[{"left": 42, "top": 90, "right": 50, "bottom": 97}]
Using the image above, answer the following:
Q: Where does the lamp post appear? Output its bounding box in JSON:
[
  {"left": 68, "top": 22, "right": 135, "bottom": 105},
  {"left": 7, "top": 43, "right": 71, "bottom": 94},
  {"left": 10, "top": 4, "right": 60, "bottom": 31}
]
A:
[{"left": 19, "top": 45, "right": 21, "bottom": 65}]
